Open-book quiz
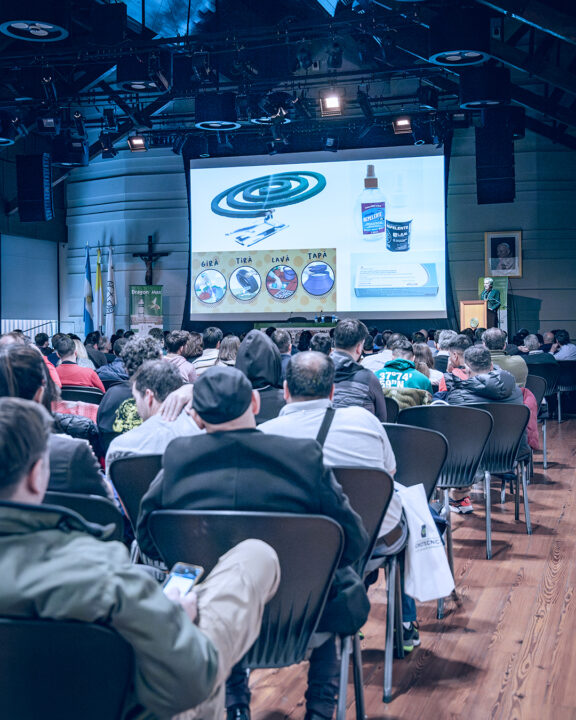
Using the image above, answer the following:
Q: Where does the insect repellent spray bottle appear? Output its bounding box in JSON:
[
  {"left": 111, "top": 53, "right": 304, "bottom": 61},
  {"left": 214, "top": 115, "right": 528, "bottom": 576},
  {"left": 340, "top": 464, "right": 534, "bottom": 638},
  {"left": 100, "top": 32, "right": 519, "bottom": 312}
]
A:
[
  {"left": 356, "top": 164, "right": 386, "bottom": 241},
  {"left": 386, "top": 174, "right": 412, "bottom": 252}
]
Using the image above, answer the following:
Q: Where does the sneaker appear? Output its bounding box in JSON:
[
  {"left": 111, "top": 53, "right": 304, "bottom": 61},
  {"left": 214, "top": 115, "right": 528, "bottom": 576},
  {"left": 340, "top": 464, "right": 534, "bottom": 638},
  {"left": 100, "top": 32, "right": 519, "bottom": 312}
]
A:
[
  {"left": 449, "top": 496, "right": 474, "bottom": 514},
  {"left": 402, "top": 622, "right": 421, "bottom": 653}
]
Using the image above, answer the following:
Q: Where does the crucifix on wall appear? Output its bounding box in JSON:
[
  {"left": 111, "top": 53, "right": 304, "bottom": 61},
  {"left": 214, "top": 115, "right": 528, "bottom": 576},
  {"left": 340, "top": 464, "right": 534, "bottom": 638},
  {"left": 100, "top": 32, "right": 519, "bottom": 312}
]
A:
[{"left": 133, "top": 235, "right": 170, "bottom": 285}]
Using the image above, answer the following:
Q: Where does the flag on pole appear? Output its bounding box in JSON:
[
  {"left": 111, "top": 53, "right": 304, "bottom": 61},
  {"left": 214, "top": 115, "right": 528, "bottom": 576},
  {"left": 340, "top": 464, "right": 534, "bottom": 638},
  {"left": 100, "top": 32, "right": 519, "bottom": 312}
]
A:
[
  {"left": 105, "top": 246, "right": 117, "bottom": 340},
  {"left": 94, "top": 248, "right": 104, "bottom": 333},
  {"left": 84, "top": 245, "right": 94, "bottom": 337}
]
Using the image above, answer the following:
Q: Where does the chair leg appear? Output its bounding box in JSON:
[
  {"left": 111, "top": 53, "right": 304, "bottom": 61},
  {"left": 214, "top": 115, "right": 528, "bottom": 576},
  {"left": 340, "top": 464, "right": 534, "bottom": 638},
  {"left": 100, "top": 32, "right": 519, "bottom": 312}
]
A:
[
  {"left": 500, "top": 477, "right": 506, "bottom": 504},
  {"left": 521, "top": 462, "right": 532, "bottom": 535},
  {"left": 383, "top": 556, "right": 396, "bottom": 703},
  {"left": 438, "top": 489, "right": 454, "bottom": 619},
  {"left": 351, "top": 633, "right": 366, "bottom": 720},
  {"left": 393, "top": 562, "right": 404, "bottom": 660},
  {"left": 485, "top": 471, "right": 492, "bottom": 560},
  {"left": 558, "top": 391, "right": 562, "bottom": 423},
  {"left": 514, "top": 466, "right": 520, "bottom": 521},
  {"left": 543, "top": 420, "right": 548, "bottom": 470},
  {"left": 336, "top": 635, "right": 351, "bottom": 720}
]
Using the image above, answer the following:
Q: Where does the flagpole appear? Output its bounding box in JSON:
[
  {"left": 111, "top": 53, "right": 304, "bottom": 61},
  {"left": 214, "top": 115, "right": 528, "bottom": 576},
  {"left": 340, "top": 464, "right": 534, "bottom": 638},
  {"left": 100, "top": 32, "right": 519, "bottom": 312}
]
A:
[
  {"left": 84, "top": 245, "right": 94, "bottom": 337},
  {"left": 105, "top": 246, "right": 116, "bottom": 340}
]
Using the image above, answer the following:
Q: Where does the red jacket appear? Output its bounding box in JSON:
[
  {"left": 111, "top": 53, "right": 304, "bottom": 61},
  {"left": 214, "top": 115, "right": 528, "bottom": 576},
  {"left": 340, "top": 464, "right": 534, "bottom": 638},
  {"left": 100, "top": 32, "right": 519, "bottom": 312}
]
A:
[{"left": 56, "top": 362, "right": 105, "bottom": 392}]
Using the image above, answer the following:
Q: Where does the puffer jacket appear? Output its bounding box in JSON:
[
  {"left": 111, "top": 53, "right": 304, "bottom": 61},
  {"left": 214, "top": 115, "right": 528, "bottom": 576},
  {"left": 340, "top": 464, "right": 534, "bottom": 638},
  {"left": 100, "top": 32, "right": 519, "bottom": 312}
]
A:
[
  {"left": 332, "top": 350, "right": 387, "bottom": 421},
  {"left": 442, "top": 366, "right": 523, "bottom": 406},
  {"left": 96, "top": 357, "right": 129, "bottom": 383},
  {"left": 0, "top": 501, "right": 219, "bottom": 720}
]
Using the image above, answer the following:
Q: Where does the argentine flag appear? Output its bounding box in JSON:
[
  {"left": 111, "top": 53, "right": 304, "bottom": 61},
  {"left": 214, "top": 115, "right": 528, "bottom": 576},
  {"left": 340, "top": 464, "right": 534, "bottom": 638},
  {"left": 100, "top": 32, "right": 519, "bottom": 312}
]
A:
[{"left": 84, "top": 245, "right": 94, "bottom": 336}]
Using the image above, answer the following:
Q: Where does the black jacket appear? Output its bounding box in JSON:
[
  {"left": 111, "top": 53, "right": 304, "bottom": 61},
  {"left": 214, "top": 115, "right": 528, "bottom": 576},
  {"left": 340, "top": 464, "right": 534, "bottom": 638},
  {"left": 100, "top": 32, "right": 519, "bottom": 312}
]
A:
[
  {"left": 331, "top": 350, "right": 387, "bottom": 422},
  {"left": 137, "top": 428, "right": 370, "bottom": 632},
  {"left": 442, "top": 366, "right": 523, "bottom": 406},
  {"left": 48, "top": 434, "right": 110, "bottom": 498}
]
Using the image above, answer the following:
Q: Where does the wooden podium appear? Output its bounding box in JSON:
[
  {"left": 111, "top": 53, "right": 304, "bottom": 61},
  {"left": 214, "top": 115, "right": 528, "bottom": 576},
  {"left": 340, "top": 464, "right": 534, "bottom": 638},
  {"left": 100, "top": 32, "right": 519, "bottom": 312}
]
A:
[{"left": 460, "top": 300, "right": 487, "bottom": 330}]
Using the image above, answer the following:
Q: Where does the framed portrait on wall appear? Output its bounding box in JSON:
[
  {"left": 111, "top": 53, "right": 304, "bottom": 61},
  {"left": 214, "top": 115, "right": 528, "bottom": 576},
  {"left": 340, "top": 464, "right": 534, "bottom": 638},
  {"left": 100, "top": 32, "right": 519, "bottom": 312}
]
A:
[{"left": 485, "top": 230, "right": 522, "bottom": 278}]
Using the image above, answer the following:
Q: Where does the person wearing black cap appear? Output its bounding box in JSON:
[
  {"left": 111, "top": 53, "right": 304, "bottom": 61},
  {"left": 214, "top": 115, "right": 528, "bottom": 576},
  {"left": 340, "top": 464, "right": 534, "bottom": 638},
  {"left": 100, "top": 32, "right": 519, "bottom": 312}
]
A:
[{"left": 137, "top": 365, "right": 369, "bottom": 720}]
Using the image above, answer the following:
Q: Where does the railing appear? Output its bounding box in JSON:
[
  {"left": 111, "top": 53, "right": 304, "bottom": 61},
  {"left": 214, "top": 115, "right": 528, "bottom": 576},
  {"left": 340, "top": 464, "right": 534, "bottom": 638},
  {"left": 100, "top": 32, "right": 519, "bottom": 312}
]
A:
[{"left": 0, "top": 320, "right": 57, "bottom": 337}]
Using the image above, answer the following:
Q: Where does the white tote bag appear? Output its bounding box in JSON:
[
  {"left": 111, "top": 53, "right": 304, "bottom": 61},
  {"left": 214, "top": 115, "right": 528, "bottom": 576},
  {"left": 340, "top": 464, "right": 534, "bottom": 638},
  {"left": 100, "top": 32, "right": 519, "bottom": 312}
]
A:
[{"left": 396, "top": 483, "right": 455, "bottom": 602}]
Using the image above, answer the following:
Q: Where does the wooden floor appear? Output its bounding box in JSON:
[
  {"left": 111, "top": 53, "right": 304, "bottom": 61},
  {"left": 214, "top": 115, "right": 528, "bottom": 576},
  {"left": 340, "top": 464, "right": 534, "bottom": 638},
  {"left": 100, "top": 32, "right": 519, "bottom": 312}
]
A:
[{"left": 249, "top": 418, "right": 576, "bottom": 720}]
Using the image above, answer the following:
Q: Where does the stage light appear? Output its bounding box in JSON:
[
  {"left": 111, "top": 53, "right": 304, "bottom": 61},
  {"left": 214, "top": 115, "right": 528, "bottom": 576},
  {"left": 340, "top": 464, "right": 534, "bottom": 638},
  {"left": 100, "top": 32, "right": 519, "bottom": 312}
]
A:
[
  {"left": 99, "top": 132, "right": 118, "bottom": 159},
  {"left": 36, "top": 115, "right": 61, "bottom": 135},
  {"left": 295, "top": 43, "right": 312, "bottom": 71},
  {"left": 103, "top": 108, "right": 118, "bottom": 132},
  {"left": 327, "top": 42, "right": 343, "bottom": 69},
  {"left": 417, "top": 85, "right": 439, "bottom": 111},
  {"left": 0, "top": 3, "right": 69, "bottom": 42},
  {"left": 127, "top": 134, "right": 148, "bottom": 152},
  {"left": 323, "top": 136, "right": 339, "bottom": 152},
  {"left": 320, "top": 91, "right": 343, "bottom": 117},
  {"left": 41, "top": 74, "right": 57, "bottom": 105},
  {"left": 73, "top": 111, "right": 86, "bottom": 139},
  {"left": 393, "top": 116, "right": 412, "bottom": 134},
  {"left": 194, "top": 92, "right": 241, "bottom": 131},
  {"left": 356, "top": 89, "right": 374, "bottom": 122},
  {"left": 292, "top": 92, "right": 313, "bottom": 120},
  {"left": 52, "top": 133, "right": 89, "bottom": 167}
]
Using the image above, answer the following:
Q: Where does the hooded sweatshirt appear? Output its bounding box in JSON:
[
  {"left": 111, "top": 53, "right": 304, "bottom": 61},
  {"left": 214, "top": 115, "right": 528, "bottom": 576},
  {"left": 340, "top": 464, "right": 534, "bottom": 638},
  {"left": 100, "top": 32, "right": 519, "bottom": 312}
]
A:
[
  {"left": 235, "top": 330, "right": 285, "bottom": 423},
  {"left": 375, "top": 358, "right": 433, "bottom": 392}
]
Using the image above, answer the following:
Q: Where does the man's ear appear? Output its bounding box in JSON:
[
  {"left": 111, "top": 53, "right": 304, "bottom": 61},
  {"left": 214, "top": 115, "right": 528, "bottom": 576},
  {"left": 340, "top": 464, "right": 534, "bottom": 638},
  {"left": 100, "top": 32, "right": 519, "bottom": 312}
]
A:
[
  {"left": 27, "top": 453, "right": 49, "bottom": 499},
  {"left": 283, "top": 380, "right": 290, "bottom": 402},
  {"left": 144, "top": 388, "right": 156, "bottom": 409},
  {"left": 251, "top": 389, "right": 261, "bottom": 416}
]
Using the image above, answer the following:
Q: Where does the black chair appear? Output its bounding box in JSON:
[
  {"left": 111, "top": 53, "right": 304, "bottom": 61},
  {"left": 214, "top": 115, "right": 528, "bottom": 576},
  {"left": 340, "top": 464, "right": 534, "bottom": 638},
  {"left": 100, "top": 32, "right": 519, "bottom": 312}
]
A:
[
  {"left": 333, "top": 468, "right": 395, "bottom": 706},
  {"left": 399, "top": 405, "right": 493, "bottom": 575},
  {"left": 43, "top": 491, "right": 124, "bottom": 541},
  {"left": 383, "top": 423, "right": 448, "bottom": 501},
  {"left": 149, "top": 511, "right": 354, "bottom": 715},
  {"left": 556, "top": 360, "right": 576, "bottom": 422},
  {"left": 102, "top": 378, "right": 123, "bottom": 392},
  {"left": 109, "top": 454, "right": 163, "bottom": 531},
  {"left": 61, "top": 385, "right": 105, "bottom": 405},
  {"left": 527, "top": 361, "right": 559, "bottom": 399},
  {"left": 0, "top": 618, "right": 133, "bottom": 720},
  {"left": 468, "top": 403, "right": 531, "bottom": 541},
  {"left": 525, "top": 374, "right": 548, "bottom": 469},
  {"left": 384, "top": 396, "right": 400, "bottom": 423}
]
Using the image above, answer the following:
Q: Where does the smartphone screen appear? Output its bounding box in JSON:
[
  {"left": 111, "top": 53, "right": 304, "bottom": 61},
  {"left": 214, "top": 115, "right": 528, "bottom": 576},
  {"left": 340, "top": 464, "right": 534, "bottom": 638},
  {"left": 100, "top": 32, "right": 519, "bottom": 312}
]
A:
[{"left": 162, "top": 563, "right": 204, "bottom": 595}]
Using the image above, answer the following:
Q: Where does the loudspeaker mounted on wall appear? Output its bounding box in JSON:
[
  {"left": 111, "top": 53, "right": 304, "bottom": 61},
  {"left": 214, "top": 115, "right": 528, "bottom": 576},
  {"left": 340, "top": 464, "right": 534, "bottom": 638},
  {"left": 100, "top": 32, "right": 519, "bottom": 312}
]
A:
[
  {"left": 16, "top": 153, "right": 54, "bottom": 222},
  {"left": 475, "top": 108, "right": 515, "bottom": 204}
]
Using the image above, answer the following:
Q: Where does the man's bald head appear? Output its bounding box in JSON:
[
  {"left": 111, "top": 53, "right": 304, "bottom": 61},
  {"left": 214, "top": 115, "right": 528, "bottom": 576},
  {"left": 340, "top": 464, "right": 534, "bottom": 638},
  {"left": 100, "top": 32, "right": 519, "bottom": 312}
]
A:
[{"left": 285, "top": 351, "right": 335, "bottom": 401}]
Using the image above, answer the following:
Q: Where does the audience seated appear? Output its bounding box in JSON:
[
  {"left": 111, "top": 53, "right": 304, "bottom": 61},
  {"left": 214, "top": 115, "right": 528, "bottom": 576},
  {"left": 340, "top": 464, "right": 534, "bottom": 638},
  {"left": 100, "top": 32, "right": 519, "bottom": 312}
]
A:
[
  {"left": 106, "top": 360, "right": 202, "bottom": 474},
  {"left": 437, "top": 333, "right": 473, "bottom": 391},
  {"left": 72, "top": 337, "right": 96, "bottom": 369},
  {"left": 271, "top": 328, "right": 293, "bottom": 380},
  {"left": 360, "top": 331, "right": 403, "bottom": 372},
  {"left": 235, "top": 330, "right": 285, "bottom": 423},
  {"left": 85, "top": 331, "right": 109, "bottom": 368},
  {"left": 551, "top": 329, "right": 576, "bottom": 360},
  {"left": 55, "top": 336, "right": 105, "bottom": 392},
  {"left": 521, "top": 334, "right": 558, "bottom": 367},
  {"left": 0, "top": 396, "right": 280, "bottom": 720},
  {"left": 97, "top": 338, "right": 129, "bottom": 383},
  {"left": 483, "top": 327, "right": 528, "bottom": 387},
  {"left": 541, "top": 331, "right": 555, "bottom": 353},
  {"left": 309, "top": 331, "right": 332, "bottom": 356},
  {"left": 192, "top": 326, "right": 222, "bottom": 375},
  {"left": 164, "top": 330, "right": 198, "bottom": 383},
  {"left": 216, "top": 334, "right": 240, "bottom": 367},
  {"left": 433, "top": 329, "right": 458, "bottom": 373},
  {"left": 332, "top": 319, "right": 387, "bottom": 421},
  {"left": 137, "top": 366, "right": 369, "bottom": 720},
  {"left": 375, "top": 338, "right": 433, "bottom": 409},
  {"left": 413, "top": 342, "right": 444, "bottom": 386},
  {"left": 34, "top": 332, "right": 52, "bottom": 356},
  {"left": 0, "top": 345, "right": 110, "bottom": 497}
]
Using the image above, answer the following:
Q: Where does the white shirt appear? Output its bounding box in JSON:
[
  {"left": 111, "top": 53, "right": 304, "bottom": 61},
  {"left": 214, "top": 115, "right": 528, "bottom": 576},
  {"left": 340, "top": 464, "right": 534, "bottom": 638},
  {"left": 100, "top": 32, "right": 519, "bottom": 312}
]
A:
[
  {"left": 106, "top": 411, "right": 203, "bottom": 478},
  {"left": 361, "top": 350, "right": 393, "bottom": 373},
  {"left": 192, "top": 349, "right": 220, "bottom": 376},
  {"left": 260, "top": 398, "right": 401, "bottom": 534}
]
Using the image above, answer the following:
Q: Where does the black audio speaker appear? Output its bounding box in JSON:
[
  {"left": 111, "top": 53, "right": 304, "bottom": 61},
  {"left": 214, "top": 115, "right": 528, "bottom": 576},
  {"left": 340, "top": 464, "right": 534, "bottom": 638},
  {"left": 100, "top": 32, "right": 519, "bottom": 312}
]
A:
[
  {"left": 17, "top": 154, "right": 54, "bottom": 222},
  {"left": 475, "top": 109, "right": 515, "bottom": 204}
]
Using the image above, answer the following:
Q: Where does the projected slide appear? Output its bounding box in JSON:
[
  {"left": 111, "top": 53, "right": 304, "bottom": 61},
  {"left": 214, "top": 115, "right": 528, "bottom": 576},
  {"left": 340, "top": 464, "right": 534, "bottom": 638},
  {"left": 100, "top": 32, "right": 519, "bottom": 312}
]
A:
[{"left": 190, "top": 149, "right": 446, "bottom": 318}]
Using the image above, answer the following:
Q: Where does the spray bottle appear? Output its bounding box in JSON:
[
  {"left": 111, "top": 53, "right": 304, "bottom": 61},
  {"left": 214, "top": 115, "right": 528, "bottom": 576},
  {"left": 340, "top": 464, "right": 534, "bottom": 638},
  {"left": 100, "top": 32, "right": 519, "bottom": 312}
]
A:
[
  {"left": 356, "top": 164, "right": 386, "bottom": 241},
  {"left": 386, "top": 174, "right": 412, "bottom": 252}
]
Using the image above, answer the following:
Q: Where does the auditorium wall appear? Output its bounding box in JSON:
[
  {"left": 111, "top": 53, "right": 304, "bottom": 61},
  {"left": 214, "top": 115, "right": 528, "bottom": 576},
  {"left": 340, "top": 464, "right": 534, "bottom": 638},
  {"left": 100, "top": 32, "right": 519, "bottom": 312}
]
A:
[{"left": 2, "top": 126, "right": 575, "bottom": 337}]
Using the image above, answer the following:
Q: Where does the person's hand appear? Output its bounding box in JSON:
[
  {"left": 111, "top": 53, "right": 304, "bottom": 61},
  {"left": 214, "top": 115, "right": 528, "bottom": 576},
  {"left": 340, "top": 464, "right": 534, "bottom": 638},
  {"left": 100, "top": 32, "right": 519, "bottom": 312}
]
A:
[
  {"left": 518, "top": 345, "right": 528, "bottom": 353},
  {"left": 159, "top": 385, "right": 194, "bottom": 421},
  {"left": 164, "top": 586, "right": 199, "bottom": 624},
  {"left": 551, "top": 342, "right": 560, "bottom": 353}
]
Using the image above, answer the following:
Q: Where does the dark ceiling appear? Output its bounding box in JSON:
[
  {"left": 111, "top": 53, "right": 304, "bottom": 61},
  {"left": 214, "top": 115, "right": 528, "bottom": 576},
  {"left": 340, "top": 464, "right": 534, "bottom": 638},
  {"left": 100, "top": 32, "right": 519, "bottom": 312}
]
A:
[{"left": 1, "top": 0, "right": 576, "bottom": 162}]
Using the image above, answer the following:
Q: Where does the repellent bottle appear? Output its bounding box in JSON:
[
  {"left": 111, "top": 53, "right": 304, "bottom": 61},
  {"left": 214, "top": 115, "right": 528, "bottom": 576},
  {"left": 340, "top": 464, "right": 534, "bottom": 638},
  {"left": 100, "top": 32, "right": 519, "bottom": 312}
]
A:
[
  {"left": 356, "top": 164, "right": 386, "bottom": 241},
  {"left": 386, "top": 174, "right": 412, "bottom": 252}
]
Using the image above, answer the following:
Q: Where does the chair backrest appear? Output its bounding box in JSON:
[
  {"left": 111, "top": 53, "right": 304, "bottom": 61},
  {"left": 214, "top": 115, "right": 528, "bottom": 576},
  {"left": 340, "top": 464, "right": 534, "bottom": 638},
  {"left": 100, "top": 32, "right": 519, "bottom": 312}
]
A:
[
  {"left": 61, "top": 385, "right": 104, "bottom": 404},
  {"left": 526, "top": 362, "right": 559, "bottom": 396},
  {"left": 332, "top": 468, "right": 394, "bottom": 568},
  {"left": 382, "top": 423, "right": 448, "bottom": 500},
  {"left": 398, "top": 405, "right": 493, "bottom": 489},
  {"left": 43, "top": 491, "right": 124, "bottom": 541},
  {"left": 384, "top": 396, "right": 399, "bottom": 423},
  {"left": 102, "top": 379, "right": 123, "bottom": 392},
  {"left": 467, "top": 403, "right": 530, "bottom": 473},
  {"left": 556, "top": 360, "right": 576, "bottom": 392},
  {"left": 149, "top": 510, "right": 343, "bottom": 668},
  {"left": 525, "top": 374, "right": 546, "bottom": 408},
  {"left": 0, "top": 618, "right": 133, "bottom": 720},
  {"left": 109, "top": 454, "right": 163, "bottom": 530}
]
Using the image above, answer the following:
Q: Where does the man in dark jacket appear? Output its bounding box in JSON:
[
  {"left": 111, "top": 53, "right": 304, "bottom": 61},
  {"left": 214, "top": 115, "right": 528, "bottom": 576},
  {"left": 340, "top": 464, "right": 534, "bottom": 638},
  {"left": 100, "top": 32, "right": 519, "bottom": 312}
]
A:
[
  {"left": 331, "top": 319, "right": 387, "bottom": 422},
  {"left": 440, "top": 345, "right": 525, "bottom": 514},
  {"left": 137, "top": 366, "right": 369, "bottom": 720},
  {"left": 96, "top": 337, "right": 129, "bottom": 384}
]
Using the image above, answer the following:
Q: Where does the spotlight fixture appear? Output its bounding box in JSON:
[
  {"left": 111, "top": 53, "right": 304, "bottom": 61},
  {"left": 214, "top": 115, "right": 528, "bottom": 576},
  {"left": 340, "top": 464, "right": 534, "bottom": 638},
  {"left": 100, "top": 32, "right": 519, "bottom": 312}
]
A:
[
  {"left": 41, "top": 74, "right": 57, "bottom": 105},
  {"left": 99, "top": 132, "right": 118, "bottom": 159},
  {"left": 356, "top": 89, "right": 374, "bottom": 122},
  {"left": 103, "top": 108, "right": 118, "bottom": 132},
  {"left": 417, "top": 85, "right": 439, "bottom": 111},
  {"left": 320, "top": 91, "right": 343, "bottom": 117},
  {"left": 292, "top": 92, "right": 313, "bottom": 120},
  {"left": 36, "top": 114, "right": 61, "bottom": 135},
  {"left": 0, "top": 113, "right": 27, "bottom": 146},
  {"left": 52, "top": 133, "right": 89, "bottom": 167},
  {"left": 323, "top": 136, "right": 339, "bottom": 152},
  {"left": 127, "top": 134, "right": 148, "bottom": 152},
  {"left": 392, "top": 116, "right": 412, "bottom": 134},
  {"left": 295, "top": 42, "right": 313, "bottom": 71},
  {"left": 0, "top": 4, "right": 69, "bottom": 42},
  {"left": 194, "top": 92, "right": 241, "bottom": 131},
  {"left": 327, "top": 42, "right": 343, "bottom": 69},
  {"left": 116, "top": 51, "right": 173, "bottom": 93},
  {"left": 73, "top": 111, "right": 86, "bottom": 139}
]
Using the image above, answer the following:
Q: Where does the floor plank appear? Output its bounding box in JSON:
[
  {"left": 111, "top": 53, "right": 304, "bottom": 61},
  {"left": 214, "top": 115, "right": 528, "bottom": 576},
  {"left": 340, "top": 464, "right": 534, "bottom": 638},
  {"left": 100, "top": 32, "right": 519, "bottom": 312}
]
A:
[{"left": 249, "top": 418, "right": 576, "bottom": 720}]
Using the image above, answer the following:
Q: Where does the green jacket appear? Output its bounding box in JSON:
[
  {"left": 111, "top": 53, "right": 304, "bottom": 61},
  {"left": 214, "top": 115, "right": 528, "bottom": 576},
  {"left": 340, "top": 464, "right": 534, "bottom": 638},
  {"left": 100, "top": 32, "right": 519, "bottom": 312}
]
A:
[
  {"left": 0, "top": 501, "right": 219, "bottom": 719},
  {"left": 375, "top": 358, "right": 433, "bottom": 393}
]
